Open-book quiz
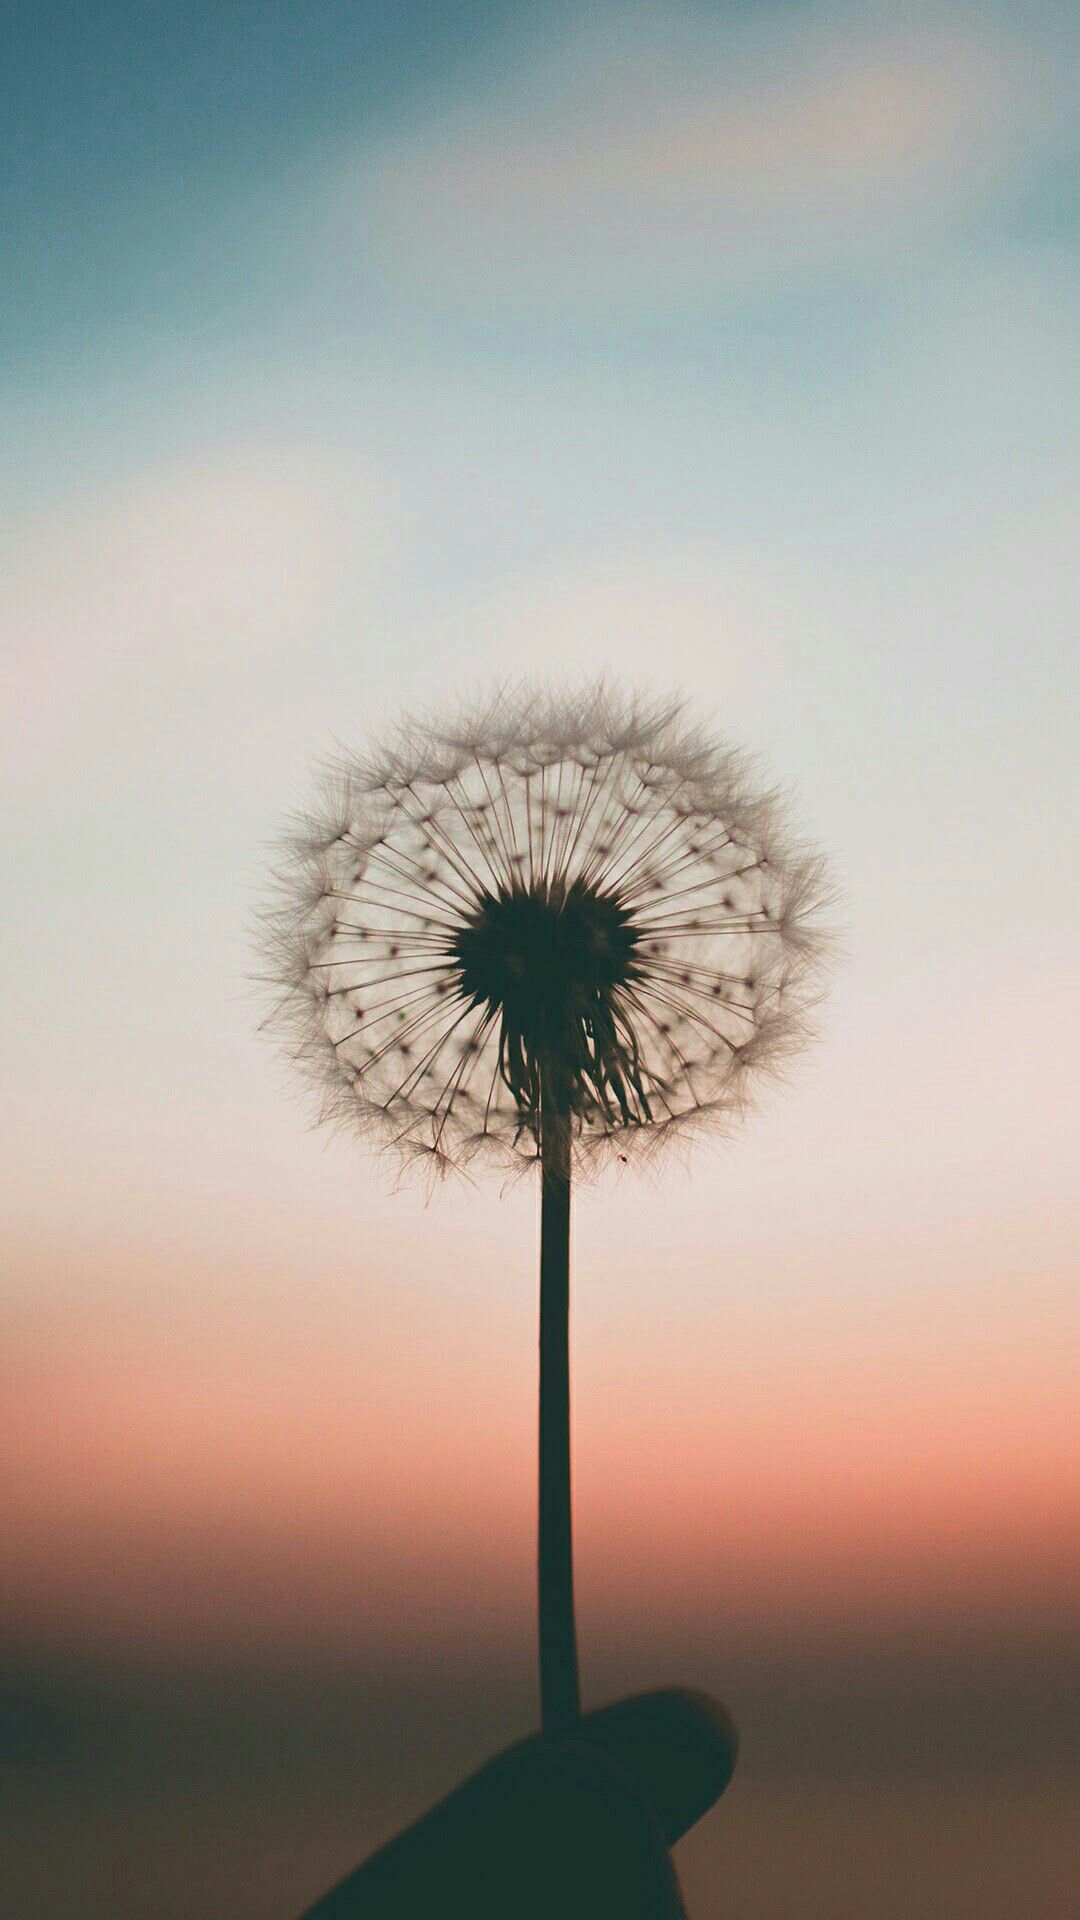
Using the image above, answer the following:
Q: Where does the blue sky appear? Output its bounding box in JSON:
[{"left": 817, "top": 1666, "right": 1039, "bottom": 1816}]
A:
[
  {"left": 3, "top": 0, "right": 1078, "bottom": 1253},
  {"left": 3, "top": 0, "right": 1078, "bottom": 1540}
]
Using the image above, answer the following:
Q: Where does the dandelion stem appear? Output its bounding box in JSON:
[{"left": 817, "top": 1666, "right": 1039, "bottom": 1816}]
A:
[{"left": 538, "top": 1077, "right": 581, "bottom": 1737}]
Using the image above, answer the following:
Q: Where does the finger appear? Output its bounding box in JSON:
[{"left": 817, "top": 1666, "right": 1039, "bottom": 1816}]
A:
[{"left": 578, "top": 1687, "right": 739, "bottom": 1846}]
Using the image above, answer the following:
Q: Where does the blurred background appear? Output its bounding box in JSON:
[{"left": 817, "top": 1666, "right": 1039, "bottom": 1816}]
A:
[{"left": 2, "top": 3, "right": 1078, "bottom": 1915}]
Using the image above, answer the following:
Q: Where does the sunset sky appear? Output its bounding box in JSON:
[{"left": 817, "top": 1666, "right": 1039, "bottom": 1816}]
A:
[{"left": 3, "top": 4, "right": 1078, "bottom": 1916}]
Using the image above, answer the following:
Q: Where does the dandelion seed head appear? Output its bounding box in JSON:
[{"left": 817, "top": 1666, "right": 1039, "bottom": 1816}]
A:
[{"left": 256, "top": 684, "right": 835, "bottom": 1176}]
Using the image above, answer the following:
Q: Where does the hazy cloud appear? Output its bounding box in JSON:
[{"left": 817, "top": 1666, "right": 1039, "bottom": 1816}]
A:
[
  {"left": 345, "top": 3, "right": 1063, "bottom": 307},
  {"left": 1, "top": 443, "right": 389, "bottom": 783}
]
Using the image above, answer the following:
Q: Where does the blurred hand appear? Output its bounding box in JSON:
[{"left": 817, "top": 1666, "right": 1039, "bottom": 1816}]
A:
[{"left": 299, "top": 1689, "right": 737, "bottom": 1920}]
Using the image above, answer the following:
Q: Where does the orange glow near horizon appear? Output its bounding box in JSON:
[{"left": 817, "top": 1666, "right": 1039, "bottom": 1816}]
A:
[{"left": 7, "top": 1267, "right": 1077, "bottom": 1664}]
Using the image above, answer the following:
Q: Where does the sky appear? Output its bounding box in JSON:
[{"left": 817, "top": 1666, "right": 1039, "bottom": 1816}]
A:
[{"left": 2, "top": 3, "right": 1079, "bottom": 1916}]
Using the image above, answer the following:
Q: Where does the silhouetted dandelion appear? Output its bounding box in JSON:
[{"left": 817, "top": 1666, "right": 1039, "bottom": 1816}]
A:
[{"left": 257, "top": 684, "right": 834, "bottom": 1735}]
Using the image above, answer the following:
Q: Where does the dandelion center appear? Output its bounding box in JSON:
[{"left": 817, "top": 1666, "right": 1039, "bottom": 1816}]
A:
[{"left": 452, "top": 878, "right": 641, "bottom": 1118}]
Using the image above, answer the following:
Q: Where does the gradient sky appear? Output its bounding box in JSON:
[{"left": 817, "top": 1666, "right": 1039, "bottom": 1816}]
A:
[{"left": 3, "top": 0, "right": 1079, "bottom": 1709}]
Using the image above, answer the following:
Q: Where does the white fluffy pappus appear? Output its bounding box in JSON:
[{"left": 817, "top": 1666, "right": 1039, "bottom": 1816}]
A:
[{"left": 255, "top": 684, "right": 836, "bottom": 1180}]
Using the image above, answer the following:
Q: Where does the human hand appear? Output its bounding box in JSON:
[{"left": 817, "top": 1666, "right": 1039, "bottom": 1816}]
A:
[{"left": 299, "top": 1688, "right": 737, "bottom": 1919}]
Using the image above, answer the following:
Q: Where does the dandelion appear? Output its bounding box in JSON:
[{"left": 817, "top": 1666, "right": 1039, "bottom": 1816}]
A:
[{"left": 257, "top": 684, "right": 834, "bottom": 1736}]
